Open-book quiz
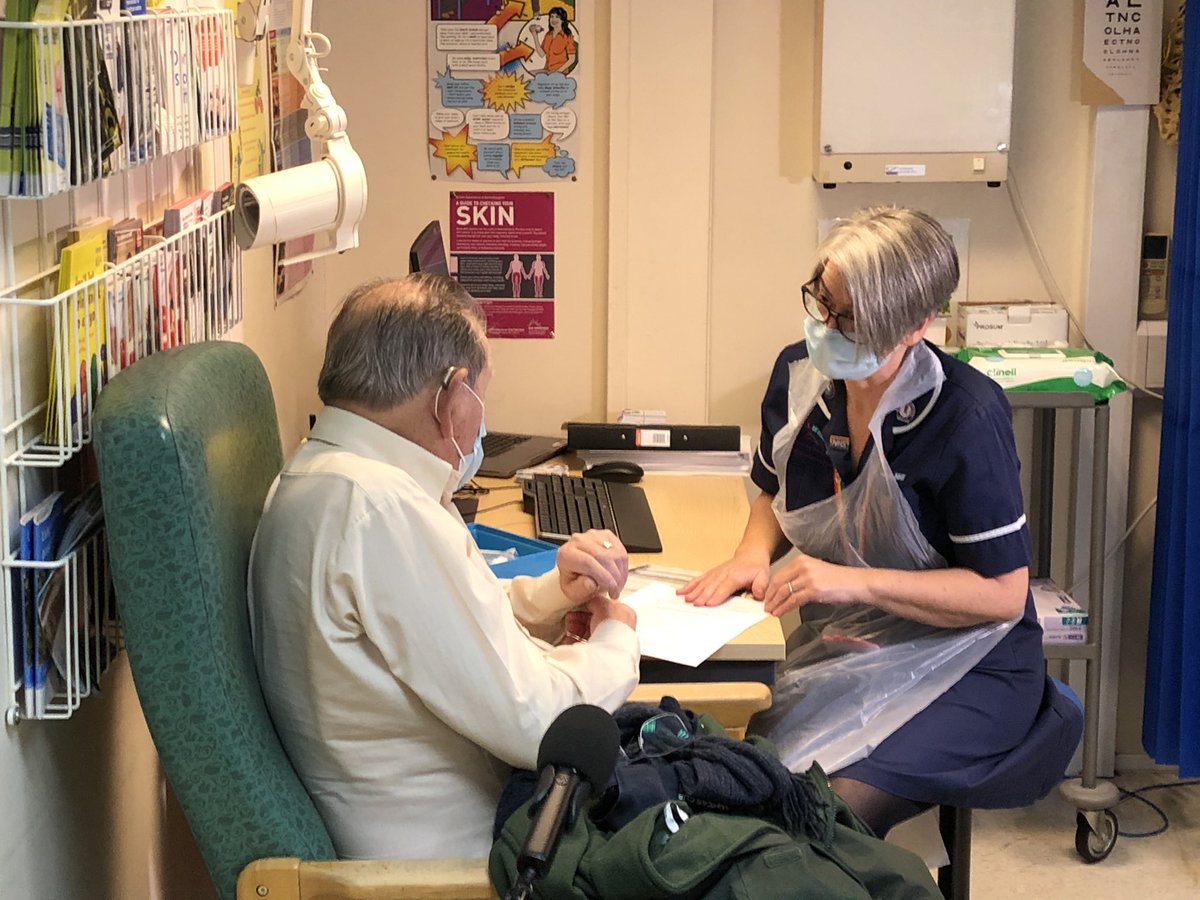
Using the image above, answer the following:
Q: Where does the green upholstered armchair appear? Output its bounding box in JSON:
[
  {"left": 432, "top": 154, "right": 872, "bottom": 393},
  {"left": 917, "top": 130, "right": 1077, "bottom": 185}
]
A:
[
  {"left": 93, "top": 341, "right": 772, "bottom": 899},
  {"left": 92, "top": 342, "right": 493, "bottom": 900}
]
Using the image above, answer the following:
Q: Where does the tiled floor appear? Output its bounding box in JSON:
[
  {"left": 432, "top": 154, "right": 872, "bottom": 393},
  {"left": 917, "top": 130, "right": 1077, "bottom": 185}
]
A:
[{"left": 968, "top": 773, "right": 1200, "bottom": 898}]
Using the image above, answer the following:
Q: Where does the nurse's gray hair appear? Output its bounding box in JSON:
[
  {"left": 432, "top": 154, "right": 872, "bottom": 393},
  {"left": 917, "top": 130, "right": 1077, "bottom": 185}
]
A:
[
  {"left": 814, "top": 207, "right": 959, "bottom": 356},
  {"left": 318, "top": 273, "right": 487, "bottom": 409}
]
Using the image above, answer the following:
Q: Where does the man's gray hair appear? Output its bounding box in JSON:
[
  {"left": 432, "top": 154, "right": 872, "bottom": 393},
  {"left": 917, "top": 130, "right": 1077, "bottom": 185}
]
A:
[
  {"left": 318, "top": 273, "right": 487, "bottom": 409},
  {"left": 814, "top": 206, "right": 959, "bottom": 356}
]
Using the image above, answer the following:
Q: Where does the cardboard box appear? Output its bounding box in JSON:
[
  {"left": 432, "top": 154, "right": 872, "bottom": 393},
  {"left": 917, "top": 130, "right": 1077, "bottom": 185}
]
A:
[
  {"left": 1031, "top": 578, "right": 1088, "bottom": 644},
  {"left": 957, "top": 302, "right": 1068, "bottom": 348}
]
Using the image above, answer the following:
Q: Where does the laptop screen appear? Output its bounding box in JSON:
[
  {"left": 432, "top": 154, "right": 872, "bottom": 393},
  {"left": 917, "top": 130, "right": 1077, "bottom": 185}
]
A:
[{"left": 409, "top": 220, "right": 450, "bottom": 276}]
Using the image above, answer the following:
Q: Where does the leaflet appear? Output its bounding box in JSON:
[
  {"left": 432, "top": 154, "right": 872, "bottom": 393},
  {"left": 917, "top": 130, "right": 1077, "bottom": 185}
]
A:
[{"left": 620, "top": 578, "right": 767, "bottom": 668}]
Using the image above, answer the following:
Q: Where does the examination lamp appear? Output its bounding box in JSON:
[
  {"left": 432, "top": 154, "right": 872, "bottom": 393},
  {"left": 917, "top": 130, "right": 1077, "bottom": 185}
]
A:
[{"left": 233, "top": 0, "right": 367, "bottom": 265}]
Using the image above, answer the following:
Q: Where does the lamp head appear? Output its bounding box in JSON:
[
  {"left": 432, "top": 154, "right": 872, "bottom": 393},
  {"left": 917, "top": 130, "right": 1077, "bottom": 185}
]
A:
[
  {"left": 232, "top": 1, "right": 367, "bottom": 265},
  {"left": 233, "top": 136, "right": 367, "bottom": 262}
]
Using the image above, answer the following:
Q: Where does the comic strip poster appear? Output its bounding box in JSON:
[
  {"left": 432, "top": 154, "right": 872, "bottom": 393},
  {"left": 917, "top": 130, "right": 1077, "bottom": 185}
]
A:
[
  {"left": 427, "top": 1, "right": 581, "bottom": 183},
  {"left": 451, "top": 191, "right": 554, "bottom": 338}
]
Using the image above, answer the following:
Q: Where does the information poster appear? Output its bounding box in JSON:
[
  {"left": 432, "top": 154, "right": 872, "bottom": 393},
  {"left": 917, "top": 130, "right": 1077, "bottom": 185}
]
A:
[
  {"left": 235, "top": 46, "right": 268, "bottom": 182},
  {"left": 266, "top": 0, "right": 314, "bottom": 302},
  {"left": 451, "top": 191, "right": 554, "bottom": 338},
  {"left": 1079, "top": 0, "right": 1163, "bottom": 105},
  {"left": 427, "top": 1, "right": 581, "bottom": 183}
]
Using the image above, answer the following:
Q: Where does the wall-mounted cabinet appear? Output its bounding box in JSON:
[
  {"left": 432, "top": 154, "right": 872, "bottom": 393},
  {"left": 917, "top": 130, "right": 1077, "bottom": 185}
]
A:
[{"left": 814, "top": 0, "right": 1017, "bottom": 185}]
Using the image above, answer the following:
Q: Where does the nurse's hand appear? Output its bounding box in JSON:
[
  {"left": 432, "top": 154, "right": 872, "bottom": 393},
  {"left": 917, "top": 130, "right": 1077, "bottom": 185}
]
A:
[
  {"left": 764, "top": 553, "right": 860, "bottom": 616},
  {"left": 678, "top": 551, "right": 771, "bottom": 607}
]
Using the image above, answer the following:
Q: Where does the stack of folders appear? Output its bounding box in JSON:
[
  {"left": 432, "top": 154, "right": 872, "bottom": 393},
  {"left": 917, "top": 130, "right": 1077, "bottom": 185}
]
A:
[{"left": 565, "top": 421, "right": 753, "bottom": 475}]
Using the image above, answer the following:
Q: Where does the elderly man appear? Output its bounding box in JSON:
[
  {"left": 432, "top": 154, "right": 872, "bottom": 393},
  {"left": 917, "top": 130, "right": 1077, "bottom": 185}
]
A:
[{"left": 248, "top": 273, "right": 639, "bottom": 860}]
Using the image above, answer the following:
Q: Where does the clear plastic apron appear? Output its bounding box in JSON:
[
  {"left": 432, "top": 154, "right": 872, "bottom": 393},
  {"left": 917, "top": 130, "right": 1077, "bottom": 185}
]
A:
[{"left": 755, "top": 342, "right": 1015, "bottom": 774}]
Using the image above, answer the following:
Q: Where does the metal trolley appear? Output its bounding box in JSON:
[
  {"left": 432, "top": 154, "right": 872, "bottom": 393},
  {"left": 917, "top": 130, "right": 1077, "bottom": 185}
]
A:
[{"left": 1011, "top": 392, "right": 1121, "bottom": 863}]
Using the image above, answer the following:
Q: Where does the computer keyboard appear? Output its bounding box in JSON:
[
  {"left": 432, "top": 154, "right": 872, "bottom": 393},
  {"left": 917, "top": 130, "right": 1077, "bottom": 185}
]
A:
[
  {"left": 522, "top": 473, "right": 663, "bottom": 553},
  {"left": 482, "top": 432, "right": 530, "bottom": 456}
]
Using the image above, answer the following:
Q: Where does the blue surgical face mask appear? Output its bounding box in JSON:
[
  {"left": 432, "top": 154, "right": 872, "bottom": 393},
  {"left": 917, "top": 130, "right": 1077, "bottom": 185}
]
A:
[
  {"left": 450, "top": 383, "right": 486, "bottom": 491},
  {"left": 804, "top": 317, "right": 884, "bottom": 381}
]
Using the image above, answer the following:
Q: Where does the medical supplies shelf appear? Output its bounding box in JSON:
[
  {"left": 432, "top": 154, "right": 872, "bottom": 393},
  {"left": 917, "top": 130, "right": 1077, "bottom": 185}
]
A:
[{"left": 1008, "top": 392, "right": 1121, "bottom": 864}]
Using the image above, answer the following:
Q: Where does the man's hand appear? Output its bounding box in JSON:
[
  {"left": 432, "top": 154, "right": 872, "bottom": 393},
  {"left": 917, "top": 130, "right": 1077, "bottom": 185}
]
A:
[
  {"left": 557, "top": 529, "right": 628, "bottom": 605},
  {"left": 561, "top": 608, "right": 593, "bottom": 644},
  {"left": 560, "top": 595, "right": 637, "bottom": 643},
  {"left": 677, "top": 550, "right": 770, "bottom": 607},
  {"left": 584, "top": 595, "right": 637, "bottom": 632}
]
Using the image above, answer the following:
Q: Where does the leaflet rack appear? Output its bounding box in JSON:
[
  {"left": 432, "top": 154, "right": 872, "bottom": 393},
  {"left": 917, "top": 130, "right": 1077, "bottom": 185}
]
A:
[
  {"left": 1009, "top": 392, "right": 1122, "bottom": 863},
  {"left": 1, "top": 206, "right": 244, "bottom": 724},
  {"left": 0, "top": 9, "right": 238, "bottom": 199},
  {"left": 1, "top": 8, "right": 242, "bottom": 724}
]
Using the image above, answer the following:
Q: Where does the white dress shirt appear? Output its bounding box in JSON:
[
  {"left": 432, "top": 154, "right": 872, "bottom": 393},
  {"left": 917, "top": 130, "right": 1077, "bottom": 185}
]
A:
[{"left": 247, "top": 406, "right": 639, "bottom": 860}]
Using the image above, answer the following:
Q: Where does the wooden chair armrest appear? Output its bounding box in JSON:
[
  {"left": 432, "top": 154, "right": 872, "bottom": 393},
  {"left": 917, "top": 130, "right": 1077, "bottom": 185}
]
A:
[
  {"left": 237, "top": 856, "right": 496, "bottom": 900},
  {"left": 628, "top": 681, "right": 772, "bottom": 738}
]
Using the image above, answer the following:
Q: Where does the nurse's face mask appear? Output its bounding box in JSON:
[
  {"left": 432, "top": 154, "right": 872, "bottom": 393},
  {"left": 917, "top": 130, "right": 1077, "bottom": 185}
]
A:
[{"left": 801, "top": 274, "right": 884, "bottom": 381}]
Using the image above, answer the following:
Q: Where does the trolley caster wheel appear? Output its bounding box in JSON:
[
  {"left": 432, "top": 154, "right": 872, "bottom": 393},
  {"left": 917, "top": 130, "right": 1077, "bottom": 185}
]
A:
[{"left": 1075, "top": 809, "right": 1117, "bottom": 863}]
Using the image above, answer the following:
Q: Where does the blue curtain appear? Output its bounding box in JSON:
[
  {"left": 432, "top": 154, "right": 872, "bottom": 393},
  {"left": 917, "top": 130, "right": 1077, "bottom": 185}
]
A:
[{"left": 1144, "top": 3, "right": 1200, "bottom": 775}]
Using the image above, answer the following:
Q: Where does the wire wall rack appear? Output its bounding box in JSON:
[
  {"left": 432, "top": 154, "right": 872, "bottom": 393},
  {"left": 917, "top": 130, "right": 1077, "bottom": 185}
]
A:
[
  {"left": 2, "top": 206, "right": 243, "bottom": 467},
  {"left": 1, "top": 204, "right": 243, "bottom": 723},
  {"left": 1, "top": 7, "right": 242, "bottom": 724},
  {"left": 2, "top": 529, "right": 119, "bottom": 724},
  {"left": 0, "top": 8, "right": 237, "bottom": 199}
]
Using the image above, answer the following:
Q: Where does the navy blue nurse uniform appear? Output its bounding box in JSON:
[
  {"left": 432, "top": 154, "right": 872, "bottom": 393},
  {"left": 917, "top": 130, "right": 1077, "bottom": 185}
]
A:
[{"left": 753, "top": 340, "right": 1082, "bottom": 809}]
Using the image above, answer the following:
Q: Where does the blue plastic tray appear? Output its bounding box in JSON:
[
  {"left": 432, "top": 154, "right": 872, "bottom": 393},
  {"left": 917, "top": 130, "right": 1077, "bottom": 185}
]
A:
[{"left": 467, "top": 523, "right": 558, "bottom": 578}]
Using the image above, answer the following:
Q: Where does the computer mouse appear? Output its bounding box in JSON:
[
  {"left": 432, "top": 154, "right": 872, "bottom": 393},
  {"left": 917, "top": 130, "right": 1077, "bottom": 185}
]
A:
[{"left": 582, "top": 460, "right": 644, "bottom": 484}]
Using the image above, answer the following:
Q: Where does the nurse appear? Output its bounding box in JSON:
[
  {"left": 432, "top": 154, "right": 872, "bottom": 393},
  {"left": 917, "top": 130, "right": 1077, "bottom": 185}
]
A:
[{"left": 679, "top": 206, "right": 1081, "bottom": 837}]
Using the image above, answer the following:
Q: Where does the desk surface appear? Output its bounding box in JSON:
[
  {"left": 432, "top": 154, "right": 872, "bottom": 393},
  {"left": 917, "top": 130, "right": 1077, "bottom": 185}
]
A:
[{"left": 475, "top": 472, "right": 785, "bottom": 663}]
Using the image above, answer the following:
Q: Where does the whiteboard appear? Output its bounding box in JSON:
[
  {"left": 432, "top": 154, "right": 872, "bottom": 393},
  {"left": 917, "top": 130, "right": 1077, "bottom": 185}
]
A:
[{"left": 818, "top": 0, "right": 1016, "bottom": 155}]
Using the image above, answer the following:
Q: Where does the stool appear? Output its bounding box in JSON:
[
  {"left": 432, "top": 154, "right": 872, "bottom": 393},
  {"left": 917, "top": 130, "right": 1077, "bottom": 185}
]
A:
[
  {"left": 937, "top": 806, "right": 971, "bottom": 900},
  {"left": 933, "top": 676, "right": 1083, "bottom": 899}
]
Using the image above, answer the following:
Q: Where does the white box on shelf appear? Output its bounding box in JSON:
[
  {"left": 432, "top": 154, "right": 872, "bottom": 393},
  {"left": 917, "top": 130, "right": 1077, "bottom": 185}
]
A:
[
  {"left": 957, "top": 302, "right": 1068, "bottom": 347},
  {"left": 924, "top": 315, "right": 952, "bottom": 347},
  {"left": 1133, "top": 320, "right": 1168, "bottom": 391},
  {"left": 1031, "top": 578, "right": 1088, "bottom": 644},
  {"left": 617, "top": 409, "right": 668, "bottom": 425}
]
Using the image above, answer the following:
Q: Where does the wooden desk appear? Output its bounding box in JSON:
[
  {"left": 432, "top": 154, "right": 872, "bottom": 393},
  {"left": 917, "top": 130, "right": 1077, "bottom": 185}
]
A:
[{"left": 474, "top": 472, "right": 785, "bottom": 678}]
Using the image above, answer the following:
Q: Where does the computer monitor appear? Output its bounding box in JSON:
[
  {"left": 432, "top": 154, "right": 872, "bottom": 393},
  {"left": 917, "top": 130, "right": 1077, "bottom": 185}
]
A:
[{"left": 409, "top": 220, "right": 450, "bottom": 276}]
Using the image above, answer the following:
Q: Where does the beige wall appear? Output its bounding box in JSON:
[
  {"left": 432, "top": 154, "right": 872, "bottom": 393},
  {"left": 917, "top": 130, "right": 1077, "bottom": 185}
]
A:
[
  {"left": 313, "top": 0, "right": 614, "bottom": 436},
  {"left": 616, "top": 0, "right": 1152, "bottom": 769},
  {"left": 305, "top": 0, "right": 1173, "bottom": 760},
  {"left": 0, "top": 0, "right": 1178, "bottom": 896}
]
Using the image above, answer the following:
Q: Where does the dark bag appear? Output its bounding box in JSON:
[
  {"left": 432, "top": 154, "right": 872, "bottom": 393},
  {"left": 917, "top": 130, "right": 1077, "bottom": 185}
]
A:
[{"left": 489, "top": 700, "right": 939, "bottom": 899}]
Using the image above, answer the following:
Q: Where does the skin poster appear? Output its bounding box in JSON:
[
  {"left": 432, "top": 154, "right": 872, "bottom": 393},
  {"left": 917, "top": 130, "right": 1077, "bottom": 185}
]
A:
[
  {"left": 451, "top": 191, "right": 554, "bottom": 338},
  {"left": 427, "top": 1, "right": 581, "bottom": 182}
]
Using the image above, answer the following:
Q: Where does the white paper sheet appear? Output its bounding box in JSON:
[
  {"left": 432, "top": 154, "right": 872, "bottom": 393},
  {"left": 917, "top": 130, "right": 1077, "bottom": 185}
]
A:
[{"left": 620, "top": 581, "right": 768, "bottom": 667}]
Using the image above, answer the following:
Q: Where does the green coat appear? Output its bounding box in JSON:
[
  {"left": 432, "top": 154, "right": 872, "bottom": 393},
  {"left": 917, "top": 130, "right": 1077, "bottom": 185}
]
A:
[{"left": 490, "top": 764, "right": 940, "bottom": 899}]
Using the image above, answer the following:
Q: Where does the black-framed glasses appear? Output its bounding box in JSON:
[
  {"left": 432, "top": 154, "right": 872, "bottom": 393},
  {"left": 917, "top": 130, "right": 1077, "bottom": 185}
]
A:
[{"left": 802, "top": 278, "right": 857, "bottom": 342}]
